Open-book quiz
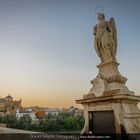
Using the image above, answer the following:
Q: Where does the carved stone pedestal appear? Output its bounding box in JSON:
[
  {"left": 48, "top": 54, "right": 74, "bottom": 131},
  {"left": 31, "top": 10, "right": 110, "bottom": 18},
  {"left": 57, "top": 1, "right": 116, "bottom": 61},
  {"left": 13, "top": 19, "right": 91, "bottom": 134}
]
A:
[
  {"left": 76, "top": 93, "right": 140, "bottom": 133},
  {"left": 76, "top": 62, "right": 140, "bottom": 139}
]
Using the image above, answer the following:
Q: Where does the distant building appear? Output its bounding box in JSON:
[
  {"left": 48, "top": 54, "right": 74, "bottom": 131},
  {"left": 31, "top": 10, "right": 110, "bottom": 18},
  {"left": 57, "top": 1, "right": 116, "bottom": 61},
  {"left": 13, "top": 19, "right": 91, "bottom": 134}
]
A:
[
  {"left": 64, "top": 106, "right": 83, "bottom": 116},
  {"left": 23, "top": 106, "right": 46, "bottom": 112},
  {"left": 0, "top": 98, "right": 5, "bottom": 116},
  {"left": 0, "top": 95, "right": 21, "bottom": 116},
  {"left": 16, "top": 109, "right": 37, "bottom": 120},
  {"left": 45, "top": 108, "right": 62, "bottom": 115}
]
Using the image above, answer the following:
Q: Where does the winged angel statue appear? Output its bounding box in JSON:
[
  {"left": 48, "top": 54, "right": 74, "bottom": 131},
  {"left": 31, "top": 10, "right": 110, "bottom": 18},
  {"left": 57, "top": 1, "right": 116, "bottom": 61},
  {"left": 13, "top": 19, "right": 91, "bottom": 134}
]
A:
[{"left": 94, "top": 13, "right": 117, "bottom": 63}]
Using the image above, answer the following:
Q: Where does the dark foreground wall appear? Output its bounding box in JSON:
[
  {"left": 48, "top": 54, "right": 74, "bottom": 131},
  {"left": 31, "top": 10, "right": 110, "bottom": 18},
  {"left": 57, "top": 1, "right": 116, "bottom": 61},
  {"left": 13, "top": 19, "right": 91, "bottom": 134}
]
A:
[
  {"left": 1, "top": 133, "right": 140, "bottom": 140},
  {"left": 0, "top": 127, "right": 140, "bottom": 140}
]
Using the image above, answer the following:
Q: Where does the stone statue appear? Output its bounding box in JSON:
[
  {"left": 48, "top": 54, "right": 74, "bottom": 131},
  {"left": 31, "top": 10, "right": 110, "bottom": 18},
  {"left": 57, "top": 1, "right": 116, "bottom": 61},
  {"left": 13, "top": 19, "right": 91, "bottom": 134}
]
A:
[
  {"left": 94, "top": 13, "right": 117, "bottom": 63},
  {"left": 77, "top": 12, "right": 140, "bottom": 136}
]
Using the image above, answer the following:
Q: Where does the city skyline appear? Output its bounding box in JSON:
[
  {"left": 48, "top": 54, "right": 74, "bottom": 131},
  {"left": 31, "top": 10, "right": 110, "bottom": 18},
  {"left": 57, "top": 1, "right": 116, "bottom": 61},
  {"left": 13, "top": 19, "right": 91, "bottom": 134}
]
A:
[{"left": 0, "top": 0, "right": 140, "bottom": 108}]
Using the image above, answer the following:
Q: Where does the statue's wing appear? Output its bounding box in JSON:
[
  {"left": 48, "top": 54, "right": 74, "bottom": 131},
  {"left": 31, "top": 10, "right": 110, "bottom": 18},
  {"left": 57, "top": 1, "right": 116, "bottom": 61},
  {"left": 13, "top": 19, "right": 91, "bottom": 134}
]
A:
[
  {"left": 93, "top": 25, "right": 100, "bottom": 57},
  {"left": 109, "top": 17, "right": 117, "bottom": 54}
]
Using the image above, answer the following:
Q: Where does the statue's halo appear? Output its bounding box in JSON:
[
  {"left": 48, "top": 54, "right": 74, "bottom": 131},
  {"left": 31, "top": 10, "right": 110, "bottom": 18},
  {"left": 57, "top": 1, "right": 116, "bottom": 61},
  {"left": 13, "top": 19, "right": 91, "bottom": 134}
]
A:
[{"left": 95, "top": 5, "right": 104, "bottom": 15}]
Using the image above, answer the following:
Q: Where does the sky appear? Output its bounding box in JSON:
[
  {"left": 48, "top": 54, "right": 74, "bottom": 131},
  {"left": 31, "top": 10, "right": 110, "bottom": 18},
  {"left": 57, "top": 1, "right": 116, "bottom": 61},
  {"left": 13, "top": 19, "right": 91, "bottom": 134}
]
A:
[{"left": 0, "top": 0, "right": 140, "bottom": 108}]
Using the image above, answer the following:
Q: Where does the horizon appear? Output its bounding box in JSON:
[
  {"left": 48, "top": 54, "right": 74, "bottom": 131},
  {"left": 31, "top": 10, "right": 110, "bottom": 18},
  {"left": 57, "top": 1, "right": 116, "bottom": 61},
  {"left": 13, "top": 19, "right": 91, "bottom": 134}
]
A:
[
  {"left": 1, "top": 94, "right": 81, "bottom": 109},
  {"left": 0, "top": 0, "right": 140, "bottom": 108}
]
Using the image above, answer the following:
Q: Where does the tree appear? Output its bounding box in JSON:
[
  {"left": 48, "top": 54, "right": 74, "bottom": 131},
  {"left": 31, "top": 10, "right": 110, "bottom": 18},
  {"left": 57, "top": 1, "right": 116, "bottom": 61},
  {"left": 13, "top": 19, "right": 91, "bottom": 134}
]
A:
[
  {"left": 18, "top": 114, "right": 32, "bottom": 130},
  {"left": 0, "top": 111, "right": 84, "bottom": 132}
]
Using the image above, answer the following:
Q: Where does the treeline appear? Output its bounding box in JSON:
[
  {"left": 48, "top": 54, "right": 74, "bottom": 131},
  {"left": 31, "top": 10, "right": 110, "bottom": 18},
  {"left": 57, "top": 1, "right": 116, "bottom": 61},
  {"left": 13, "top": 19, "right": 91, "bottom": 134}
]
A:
[{"left": 0, "top": 112, "right": 84, "bottom": 132}]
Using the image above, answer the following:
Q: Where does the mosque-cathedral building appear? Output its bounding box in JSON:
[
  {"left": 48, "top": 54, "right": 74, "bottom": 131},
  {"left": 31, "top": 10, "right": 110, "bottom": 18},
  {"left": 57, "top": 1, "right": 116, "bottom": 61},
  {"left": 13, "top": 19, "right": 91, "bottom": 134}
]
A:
[{"left": 0, "top": 95, "right": 22, "bottom": 116}]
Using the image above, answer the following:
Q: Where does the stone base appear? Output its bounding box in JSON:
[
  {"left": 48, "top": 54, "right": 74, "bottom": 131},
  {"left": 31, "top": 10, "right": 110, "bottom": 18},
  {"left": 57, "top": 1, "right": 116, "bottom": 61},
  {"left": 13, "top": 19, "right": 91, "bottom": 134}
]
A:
[{"left": 76, "top": 93, "right": 140, "bottom": 136}]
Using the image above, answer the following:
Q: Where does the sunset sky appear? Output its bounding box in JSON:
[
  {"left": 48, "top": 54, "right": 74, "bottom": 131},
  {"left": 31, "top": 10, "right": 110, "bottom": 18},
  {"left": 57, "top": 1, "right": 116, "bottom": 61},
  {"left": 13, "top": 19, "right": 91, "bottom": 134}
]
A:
[{"left": 0, "top": 0, "right": 140, "bottom": 108}]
